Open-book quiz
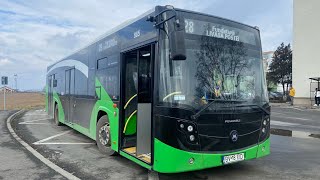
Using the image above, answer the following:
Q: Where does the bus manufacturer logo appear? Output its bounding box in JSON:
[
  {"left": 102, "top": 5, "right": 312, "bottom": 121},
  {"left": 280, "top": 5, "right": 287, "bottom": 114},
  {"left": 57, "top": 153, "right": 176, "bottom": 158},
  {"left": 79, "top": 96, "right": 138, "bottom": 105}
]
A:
[
  {"left": 230, "top": 130, "right": 238, "bottom": 142},
  {"left": 225, "top": 119, "right": 241, "bottom": 123}
]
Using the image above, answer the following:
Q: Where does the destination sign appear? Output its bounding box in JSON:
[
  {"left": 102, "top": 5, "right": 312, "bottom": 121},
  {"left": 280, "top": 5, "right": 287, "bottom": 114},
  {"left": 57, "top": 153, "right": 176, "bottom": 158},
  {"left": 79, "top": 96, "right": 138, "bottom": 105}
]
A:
[{"left": 184, "top": 19, "right": 256, "bottom": 45}]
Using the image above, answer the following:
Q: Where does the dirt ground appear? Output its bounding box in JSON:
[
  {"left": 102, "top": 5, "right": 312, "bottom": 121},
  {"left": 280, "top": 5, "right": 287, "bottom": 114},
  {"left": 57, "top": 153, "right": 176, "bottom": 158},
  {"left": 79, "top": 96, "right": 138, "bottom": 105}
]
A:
[{"left": 0, "top": 92, "right": 45, "bottom": 110}]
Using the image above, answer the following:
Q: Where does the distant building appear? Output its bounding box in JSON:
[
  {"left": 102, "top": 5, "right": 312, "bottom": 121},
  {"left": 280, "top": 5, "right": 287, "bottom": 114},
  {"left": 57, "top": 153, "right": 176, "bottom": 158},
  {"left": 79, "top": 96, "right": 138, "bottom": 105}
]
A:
[
  {"left": 293, "top": 0, "right": 320, "bottom": 105},
  {"left": 0, "top": 86, "right": 16, "bottom": 93},
  {"left": 262, "top": 51, "right": 274, "bottom": 73}
]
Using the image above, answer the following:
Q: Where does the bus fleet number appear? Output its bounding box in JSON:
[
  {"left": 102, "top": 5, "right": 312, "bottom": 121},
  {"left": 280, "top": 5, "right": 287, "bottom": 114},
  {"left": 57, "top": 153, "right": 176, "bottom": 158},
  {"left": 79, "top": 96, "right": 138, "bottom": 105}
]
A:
[{"left": 185, "top": 20, "right": 194, "bottom": 34}]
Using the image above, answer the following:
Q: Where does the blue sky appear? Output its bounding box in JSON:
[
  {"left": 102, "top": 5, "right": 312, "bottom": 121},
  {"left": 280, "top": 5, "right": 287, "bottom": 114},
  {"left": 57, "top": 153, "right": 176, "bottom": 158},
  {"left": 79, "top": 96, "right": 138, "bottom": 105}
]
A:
[{"left": 0, "top": 0, "right": 292, "bottom": 90}]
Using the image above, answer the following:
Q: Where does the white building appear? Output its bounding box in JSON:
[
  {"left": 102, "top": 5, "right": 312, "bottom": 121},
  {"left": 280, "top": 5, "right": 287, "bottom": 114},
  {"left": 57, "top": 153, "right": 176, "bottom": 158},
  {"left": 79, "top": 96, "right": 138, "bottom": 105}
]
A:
[
  {"left": 262, "top": 51, "right": 274, "bottom": 73},
  {"left": 293, "top": 0, "right": 320, "bottom": 105}
]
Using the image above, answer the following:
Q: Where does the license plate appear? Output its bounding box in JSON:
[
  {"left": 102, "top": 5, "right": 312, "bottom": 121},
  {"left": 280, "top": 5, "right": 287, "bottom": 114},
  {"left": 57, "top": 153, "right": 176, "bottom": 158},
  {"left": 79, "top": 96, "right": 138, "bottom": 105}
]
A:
[{"left": 222, "top": 153, "right": 245, "bottom": 164}]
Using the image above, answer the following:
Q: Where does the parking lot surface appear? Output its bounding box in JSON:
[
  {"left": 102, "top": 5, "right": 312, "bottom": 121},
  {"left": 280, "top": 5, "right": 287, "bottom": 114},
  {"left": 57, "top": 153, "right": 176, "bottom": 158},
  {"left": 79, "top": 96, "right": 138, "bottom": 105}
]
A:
[
  {"left": 2, "top": 107, "right": 320, "bottom": 180},
  {"left": 0, "top": 110, "right": 65, "bottom": 180}
]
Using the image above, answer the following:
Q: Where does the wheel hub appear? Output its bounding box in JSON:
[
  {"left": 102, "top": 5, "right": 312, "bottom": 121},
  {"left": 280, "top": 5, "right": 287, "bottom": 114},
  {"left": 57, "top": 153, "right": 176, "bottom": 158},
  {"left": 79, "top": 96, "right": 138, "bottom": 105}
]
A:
[{"left": 99, "top": 124, "right": 110, "bottom": 146}]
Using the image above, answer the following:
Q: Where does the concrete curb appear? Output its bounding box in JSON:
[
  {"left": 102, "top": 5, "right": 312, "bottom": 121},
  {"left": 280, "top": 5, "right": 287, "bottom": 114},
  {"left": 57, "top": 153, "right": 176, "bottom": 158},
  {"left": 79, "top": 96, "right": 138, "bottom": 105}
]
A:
[{"left": 6, "top": 109, "right": 80, "bottom": 180}]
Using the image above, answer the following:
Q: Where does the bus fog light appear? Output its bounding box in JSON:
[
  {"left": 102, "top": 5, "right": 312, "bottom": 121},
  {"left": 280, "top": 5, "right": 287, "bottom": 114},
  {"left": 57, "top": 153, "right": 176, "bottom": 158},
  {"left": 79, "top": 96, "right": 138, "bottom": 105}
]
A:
[
  {"left": 180, "top": 124, "right": 184, "bottom": 129},
  {"left": 189, "top": 135, "right": 195, "bottom": 141},
  {"left": 262, "top": 128, "right": 266, "bottom": 133},
  {"left": 187, "top": 125, "right": 193, "bottom": 132},
  {"left": 189, "top": 158, "right": 194, "bottom": 164},
  {"left": 262, "top": 146, "right": 265, "bottom": 152},
  {"left": 263, "top": 120, "right": 267, "bottom": 126}
]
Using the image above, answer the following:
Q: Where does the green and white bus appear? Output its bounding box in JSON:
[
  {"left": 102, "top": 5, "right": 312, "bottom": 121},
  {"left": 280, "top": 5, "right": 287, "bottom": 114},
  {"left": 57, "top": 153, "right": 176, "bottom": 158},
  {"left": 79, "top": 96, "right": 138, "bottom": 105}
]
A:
[{"left": 46, "top": 5, "right": 270, "bottom": 173}]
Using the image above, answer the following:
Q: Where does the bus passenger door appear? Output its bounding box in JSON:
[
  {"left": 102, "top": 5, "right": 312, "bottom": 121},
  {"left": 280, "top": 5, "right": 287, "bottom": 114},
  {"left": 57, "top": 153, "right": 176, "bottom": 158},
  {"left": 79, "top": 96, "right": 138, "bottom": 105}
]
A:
[
  {"left": 65, "top": 68, "right": 75, "bottom": 124},
  {"left": 136, "top": 45, "right": 153, "bottom": 158},
  {"left": 121, "top": 44, "right": 154, "bottom": 163}
]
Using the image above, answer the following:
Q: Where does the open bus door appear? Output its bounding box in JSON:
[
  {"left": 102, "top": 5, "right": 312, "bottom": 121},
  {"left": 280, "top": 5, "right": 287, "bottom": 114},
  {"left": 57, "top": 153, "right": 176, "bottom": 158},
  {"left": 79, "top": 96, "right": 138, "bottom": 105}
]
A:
[{"left": 120, "top": 44, "right": 154, "bottom": 164}]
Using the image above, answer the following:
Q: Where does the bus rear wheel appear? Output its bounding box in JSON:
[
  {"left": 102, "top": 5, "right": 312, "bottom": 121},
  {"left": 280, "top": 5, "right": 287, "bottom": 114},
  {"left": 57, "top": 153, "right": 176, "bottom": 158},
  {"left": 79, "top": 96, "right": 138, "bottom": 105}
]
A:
[
  {"left": 96, "top": 115, "right": 117, "bottom": 156},
  {"left": 54, "top": 105, "right": 62, "bottom": 126}
]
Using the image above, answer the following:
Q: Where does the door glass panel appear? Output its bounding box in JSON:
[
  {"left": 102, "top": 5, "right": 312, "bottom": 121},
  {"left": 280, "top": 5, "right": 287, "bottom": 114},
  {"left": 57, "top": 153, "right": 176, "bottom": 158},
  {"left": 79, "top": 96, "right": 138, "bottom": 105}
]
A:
[
  {"left": 65, "top": 70, "right": 70, "bottom": 95},
  {"left": 138, "top": 46, "right": 152, "bottom": 103},
  {"left": 70, "top": 69, "right": 75, "bottom": 95},
  {"left": 123, "top": 51, "right": 138, "bottom": 136}
]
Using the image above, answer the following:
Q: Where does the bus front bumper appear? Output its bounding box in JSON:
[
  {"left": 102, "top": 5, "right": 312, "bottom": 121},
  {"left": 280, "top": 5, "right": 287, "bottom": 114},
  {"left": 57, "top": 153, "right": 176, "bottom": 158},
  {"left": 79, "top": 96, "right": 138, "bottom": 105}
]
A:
[{"left": 153, "top": 138, "right": 270, "bottom": 173}]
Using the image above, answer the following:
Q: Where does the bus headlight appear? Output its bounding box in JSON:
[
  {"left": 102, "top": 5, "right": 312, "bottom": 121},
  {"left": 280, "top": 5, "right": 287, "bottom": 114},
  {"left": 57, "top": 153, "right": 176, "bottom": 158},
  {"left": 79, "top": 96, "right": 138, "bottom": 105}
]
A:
[
  {"left": 263, "top": 120, "right": 267, "bottom": 126},
  {"left": 262, "top": 127, "right": 266, "bottom": 133},
  {"left": 187, "top": 125, "right": 193, "bottom": 132},
  {"left": 180, "top": 124, "right": 184, "bottom": 129},
  {"left": 189, "top": 135, "right": 195, "bottom": 141}
]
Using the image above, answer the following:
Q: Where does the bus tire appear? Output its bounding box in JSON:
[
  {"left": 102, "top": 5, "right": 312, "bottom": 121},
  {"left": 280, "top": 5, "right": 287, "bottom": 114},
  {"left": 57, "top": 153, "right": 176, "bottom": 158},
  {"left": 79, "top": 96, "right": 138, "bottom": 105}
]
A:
[
  {"left": 96, "top": 115, "right": 118, "bottom": 156},
  {"left": 54, "top": 105, "right": 62, "bottom": 126}
]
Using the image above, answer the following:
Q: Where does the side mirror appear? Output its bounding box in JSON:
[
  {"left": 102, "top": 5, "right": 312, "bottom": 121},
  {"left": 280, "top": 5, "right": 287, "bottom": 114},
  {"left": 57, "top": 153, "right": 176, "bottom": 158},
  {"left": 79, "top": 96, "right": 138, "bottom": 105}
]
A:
[
  {"left": 169, "top": 30, "right": 187, "bottom": 60},
  {"left": 169, "top": 18, "right": 186, "bottom": 60}
]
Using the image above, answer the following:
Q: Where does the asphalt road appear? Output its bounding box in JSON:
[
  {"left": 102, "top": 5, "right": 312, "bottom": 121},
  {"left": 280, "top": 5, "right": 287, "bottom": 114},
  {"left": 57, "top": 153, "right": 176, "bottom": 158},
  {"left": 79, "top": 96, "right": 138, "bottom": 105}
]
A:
[
  {"left": 1, "top": 106, "right": 320, "bottom": 179},
  {"left": 271, "top": 106, "right": 320, "bottom": 134}
]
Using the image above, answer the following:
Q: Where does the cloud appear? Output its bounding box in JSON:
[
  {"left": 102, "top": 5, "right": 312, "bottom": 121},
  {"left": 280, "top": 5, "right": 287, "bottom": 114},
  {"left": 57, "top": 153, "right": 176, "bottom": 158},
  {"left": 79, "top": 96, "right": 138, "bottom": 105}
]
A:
[
  {"left": 0, "top": 58, "right": 12, "bottom": 66},
  {"left": 0, "top": 0, "right": 292, "bottom": 90}
]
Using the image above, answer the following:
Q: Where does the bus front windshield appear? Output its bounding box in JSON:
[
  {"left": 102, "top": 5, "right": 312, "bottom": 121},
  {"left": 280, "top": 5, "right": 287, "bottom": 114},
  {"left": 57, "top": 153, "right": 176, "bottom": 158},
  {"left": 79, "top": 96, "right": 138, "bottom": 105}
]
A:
[{"left": 158, "top": 16, "right": 268, "bottom": 110}]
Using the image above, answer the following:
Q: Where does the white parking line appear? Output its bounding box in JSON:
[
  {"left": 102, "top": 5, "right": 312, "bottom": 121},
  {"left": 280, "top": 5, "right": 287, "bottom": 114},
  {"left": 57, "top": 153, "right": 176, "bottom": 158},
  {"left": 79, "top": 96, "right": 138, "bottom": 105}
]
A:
[
  {"left": 33, "top": 130, "right": 72, "bottom": 145},
  {"left": 19, "top": 118, "right": 51, "bottom": 124},
  {"left": 33, "top": 130, "right": 94, "bottom": 145},
  {"left": 36, "top": 142, "right": 95, "bottom": 145},
  {"left": 24, "top": 114, "right": 48, "bottom": 116}
]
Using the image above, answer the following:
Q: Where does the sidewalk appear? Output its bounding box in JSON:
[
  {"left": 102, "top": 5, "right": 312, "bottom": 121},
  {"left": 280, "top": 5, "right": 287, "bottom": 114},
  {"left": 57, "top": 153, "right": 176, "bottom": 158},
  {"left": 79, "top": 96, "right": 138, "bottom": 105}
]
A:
[{"left": 270, "top": 102, "right": 320, "bottom": 111}]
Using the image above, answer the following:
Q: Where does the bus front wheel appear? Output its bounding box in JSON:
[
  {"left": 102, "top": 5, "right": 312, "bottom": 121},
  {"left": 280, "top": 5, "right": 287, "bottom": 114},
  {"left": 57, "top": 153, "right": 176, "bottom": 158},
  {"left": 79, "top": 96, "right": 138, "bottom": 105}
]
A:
[{"left": 96, "top": 115, "right": 117, "bottom": 156}]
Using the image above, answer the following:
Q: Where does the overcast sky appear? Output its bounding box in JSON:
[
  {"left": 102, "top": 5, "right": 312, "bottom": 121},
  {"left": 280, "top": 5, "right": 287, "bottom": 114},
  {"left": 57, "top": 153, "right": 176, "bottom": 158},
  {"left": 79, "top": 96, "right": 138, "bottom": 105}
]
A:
[{"left": 0, "top": 0, "right": 292, "bottom": 90}]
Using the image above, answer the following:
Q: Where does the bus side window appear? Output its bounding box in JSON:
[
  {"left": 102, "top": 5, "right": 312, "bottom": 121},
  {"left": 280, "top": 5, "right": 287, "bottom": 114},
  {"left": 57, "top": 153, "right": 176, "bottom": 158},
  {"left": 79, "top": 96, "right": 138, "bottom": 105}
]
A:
[{"left": 96, "top": 56, "right": 120, "bottom": 100}]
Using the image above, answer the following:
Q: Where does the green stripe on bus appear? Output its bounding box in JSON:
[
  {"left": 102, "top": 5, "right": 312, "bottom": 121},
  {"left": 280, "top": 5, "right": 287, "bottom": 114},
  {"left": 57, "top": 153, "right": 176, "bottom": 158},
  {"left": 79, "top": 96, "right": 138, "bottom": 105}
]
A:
[{"left": 153, "top": 138, "right": 270, "bottom": 173}]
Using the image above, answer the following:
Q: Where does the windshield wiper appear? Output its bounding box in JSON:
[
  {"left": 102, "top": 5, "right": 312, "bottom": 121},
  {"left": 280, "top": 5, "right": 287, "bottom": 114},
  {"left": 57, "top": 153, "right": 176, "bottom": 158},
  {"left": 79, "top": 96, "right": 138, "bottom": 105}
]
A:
[{"left": 191, "top": 99, "right": 246, "bottom": 120}]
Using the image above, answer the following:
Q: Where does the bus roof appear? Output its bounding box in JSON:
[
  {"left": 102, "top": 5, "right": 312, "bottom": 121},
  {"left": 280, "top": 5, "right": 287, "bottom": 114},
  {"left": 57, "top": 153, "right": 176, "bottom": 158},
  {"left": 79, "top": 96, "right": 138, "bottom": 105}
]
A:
[{"left": 48, "top": 5, "right": 258, "bottom": 68}]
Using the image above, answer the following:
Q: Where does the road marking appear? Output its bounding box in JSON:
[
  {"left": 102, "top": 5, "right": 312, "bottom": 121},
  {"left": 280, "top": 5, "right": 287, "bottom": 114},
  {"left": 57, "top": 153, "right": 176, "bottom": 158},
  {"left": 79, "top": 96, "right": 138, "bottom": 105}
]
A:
[
  {"left": 35, "top": 142, "right": 95, "bottom": 145},
  {"left": 7, "top": 110, "right": 80, "bottom": 180},
  {"left": 24, "top": 114, "right": 48, "bottom": 116},
  {"left": 33, "top": 130, "right": 73, "bottom": 145},
  {"left": 19, "top": 118, "right": 51, "bottom": 124},
  {"left": 271, "top": 120, "right": 299, "bottom": 126},
  {"left": 21, "top": 123, "right": 51, "bottom": 125},
  {"left": 148, "top": 170, "right": 159, "bottom": 180}
]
